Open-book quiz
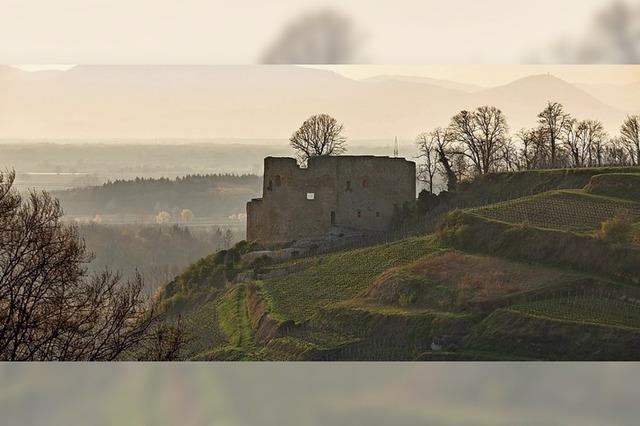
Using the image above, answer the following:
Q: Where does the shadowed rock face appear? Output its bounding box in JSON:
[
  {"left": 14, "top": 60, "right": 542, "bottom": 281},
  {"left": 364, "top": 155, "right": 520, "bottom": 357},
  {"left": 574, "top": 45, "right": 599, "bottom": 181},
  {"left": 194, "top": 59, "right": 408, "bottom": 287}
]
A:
[{"left": 247, "top": 155, "right": 416, "bottom": 244}]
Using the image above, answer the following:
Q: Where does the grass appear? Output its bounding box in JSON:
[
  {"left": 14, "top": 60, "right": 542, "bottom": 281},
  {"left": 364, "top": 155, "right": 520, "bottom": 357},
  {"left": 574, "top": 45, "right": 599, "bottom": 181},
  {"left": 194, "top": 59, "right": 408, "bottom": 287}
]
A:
[
  {"left": 439, "top": 209, "right": 640, "bottom": 287},
  {"left": 215, "top": 285, "right": 255, "bottom": 350},
  {"left": 455, "top": 166, "right": 640, "bottom": 208},
  {"left": 584, "top": 173, "right": 640, "bottom": 202},
  {"left": 261, "top": 236, "right": 440, "bottom": 322},
  {"left": 467, "top": 308, "right": 640, "bottom": 360},
  {"left": 359, "top": 250, "right": 571, "bottom": 312},
  {"left": 633, "top": 223, "right": 640, "bottom": 245},
  {"left": 471, "top": 190, "right": 640, "bottom": 232},
  {"left": 509, "top": 297, "right": 640, "bottom": 330},
  {"left": 341, "top": 302, "right": 469, "bottom": 318},
  {"left": 180, "top": 298, "right": 227, "bottom": 356}
]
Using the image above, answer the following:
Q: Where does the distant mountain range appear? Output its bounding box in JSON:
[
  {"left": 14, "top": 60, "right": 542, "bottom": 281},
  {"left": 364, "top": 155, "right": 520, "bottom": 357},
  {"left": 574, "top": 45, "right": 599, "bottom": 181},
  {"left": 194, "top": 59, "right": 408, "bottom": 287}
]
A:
[{"left": 1, "top": 65, "right": 637, "bottom": 140}]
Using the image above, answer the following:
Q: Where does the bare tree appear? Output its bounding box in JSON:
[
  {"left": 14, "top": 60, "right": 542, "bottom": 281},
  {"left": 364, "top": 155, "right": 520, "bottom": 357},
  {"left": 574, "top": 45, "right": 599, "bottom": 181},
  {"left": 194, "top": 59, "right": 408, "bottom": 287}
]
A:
[
  {"left": 620, "top": 115, "right": 640, "bottom": 165},
  {"left": 448, "top": 106, "right": 510, "bottom": 176},
  {"left": 500, "top": 141, "right": 519, "bottom": 172},
  {"left": 416, "top": 128, "right": 458, "bottom": 191},
  {"left": 290, "top": 113, "right": 347, "bottom": 164},
  {"left": 138, "top": 316, "right": 189, "bottom": 361},
  {"left": 450, "top": 152, "right": 470, "bottom": 184},
  {"left": 517, "top": 128, "right": 549, "bottom": 170},
  {"left": 0, "top": 171, "right": 183, "bottom": 360},
  {"left": 537, "top": 101, "right": 571, "bottom": 168},
  {"left": 606, "top": 136, "right": 631, "bottom": 166},
  {"left": 415, "top": 131, "right": 441, "bottom": 193},
  {"left": 563, "top": 119, "right": 604, "bottom": 168},
  {"left": 582, "top": 119, "right": 607, "bottom": 167},
  {"left": 563, "top": 118, "right": 585, "bottom": 167}
]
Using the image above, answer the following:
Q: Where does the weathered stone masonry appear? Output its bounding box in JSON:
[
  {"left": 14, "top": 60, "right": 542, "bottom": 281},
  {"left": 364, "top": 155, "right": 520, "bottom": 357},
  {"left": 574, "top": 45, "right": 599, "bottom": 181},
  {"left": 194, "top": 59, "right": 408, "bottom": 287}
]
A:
[{"left": 247, "top": 155, "right": 416, "bottom": 244}]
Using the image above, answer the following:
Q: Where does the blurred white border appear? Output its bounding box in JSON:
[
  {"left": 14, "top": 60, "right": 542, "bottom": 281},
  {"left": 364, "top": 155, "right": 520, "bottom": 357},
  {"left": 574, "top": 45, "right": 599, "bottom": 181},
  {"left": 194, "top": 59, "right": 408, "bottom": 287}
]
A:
[{"left": 2, "top": 0, "right": 633, "bottom": 64}]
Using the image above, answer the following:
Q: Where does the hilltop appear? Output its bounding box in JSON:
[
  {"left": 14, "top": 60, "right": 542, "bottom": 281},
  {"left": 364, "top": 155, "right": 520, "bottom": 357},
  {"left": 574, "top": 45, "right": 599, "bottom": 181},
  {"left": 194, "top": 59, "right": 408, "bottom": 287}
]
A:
[{"left": 158, "top": 168, "right": 640, "bottom": 360}]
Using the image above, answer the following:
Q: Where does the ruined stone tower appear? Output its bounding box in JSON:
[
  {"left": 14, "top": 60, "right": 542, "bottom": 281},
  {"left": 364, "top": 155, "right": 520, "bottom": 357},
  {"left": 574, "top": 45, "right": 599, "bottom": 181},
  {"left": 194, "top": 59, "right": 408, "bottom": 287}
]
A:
[{"left": 246, "top": 155, "right": 416, "bottom": 244}]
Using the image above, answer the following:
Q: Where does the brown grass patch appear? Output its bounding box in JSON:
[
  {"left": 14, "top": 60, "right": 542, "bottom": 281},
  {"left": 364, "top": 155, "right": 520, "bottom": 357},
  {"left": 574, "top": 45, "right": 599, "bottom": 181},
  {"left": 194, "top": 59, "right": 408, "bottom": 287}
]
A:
[{"left": 408, "top": 251, "right": 565, "bottom": 307}]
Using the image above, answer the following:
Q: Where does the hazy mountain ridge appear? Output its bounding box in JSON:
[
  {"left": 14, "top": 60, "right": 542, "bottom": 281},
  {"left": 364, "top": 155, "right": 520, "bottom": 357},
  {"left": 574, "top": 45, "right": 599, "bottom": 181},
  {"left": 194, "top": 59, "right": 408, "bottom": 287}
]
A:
[
  {"left": 577, "top": 81, "right": 640, "bottom": 114},
  {"left": 363, "top": 74, "right": 485, "bottom": 93},
  {"left": 0, "top": 65, "right": 634, "bottom": 140}
]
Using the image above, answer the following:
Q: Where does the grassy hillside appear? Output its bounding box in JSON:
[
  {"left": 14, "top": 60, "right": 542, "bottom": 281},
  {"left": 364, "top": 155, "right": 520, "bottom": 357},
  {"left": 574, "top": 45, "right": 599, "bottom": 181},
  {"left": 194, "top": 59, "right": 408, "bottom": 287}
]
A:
[
  {"left": 471, "top": 190, "right": 640, "bottom": 232},
  {"left": 584, "top": 173, "right": 640, "bottom": 202},
  {"left": 261, "top": 236, "right": 439, "bottom": 322},
  {"left": 159, "top": 170, "right": 640, "bottom": 360},
  {"left": 510, "top": 297, "right": 640, "bottom": 330},
  {"left": 455, "top": 166, "right": 640, "bottom": 207}
]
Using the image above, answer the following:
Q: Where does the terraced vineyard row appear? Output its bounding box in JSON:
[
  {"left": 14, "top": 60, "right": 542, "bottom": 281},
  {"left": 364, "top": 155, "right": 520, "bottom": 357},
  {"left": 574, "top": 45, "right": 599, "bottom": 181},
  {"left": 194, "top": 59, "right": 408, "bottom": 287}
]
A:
[
  {"left": 472, "top": 190, "right": 640, "bottom": 231},
  {"left": 215, "top": 285, "right": 255, "bottom": 350},
  {"left": 181, "top": 299, "right": 227, "bottom": 355},
  {"left": 510, "top": 297, "right": 640, "bottom": 330},
  {"left": 262, "top": 236, "right": 440, "bottom": 322}
]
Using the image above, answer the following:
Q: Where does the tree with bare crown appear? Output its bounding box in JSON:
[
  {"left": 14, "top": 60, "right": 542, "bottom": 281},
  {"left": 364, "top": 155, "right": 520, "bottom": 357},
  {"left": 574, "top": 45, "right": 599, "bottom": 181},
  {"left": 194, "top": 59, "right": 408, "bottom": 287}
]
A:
[
  {"left": 620, "top": 115, "right": 640, "bottom": 165},
  {"left": 416, "top": 128, "right": 457, "bottom": 192},
  {"left": 0, "top": 170, "right": 185, "bottom": 360},
  {"left": 448, "top": 106, "right": 510, "bottom": 176},
  {"left": 537, "top": 101, "right": 571, "bottom": 168},
  {"left": 290, "top": 113, "right": 347, "bottom": 164}
]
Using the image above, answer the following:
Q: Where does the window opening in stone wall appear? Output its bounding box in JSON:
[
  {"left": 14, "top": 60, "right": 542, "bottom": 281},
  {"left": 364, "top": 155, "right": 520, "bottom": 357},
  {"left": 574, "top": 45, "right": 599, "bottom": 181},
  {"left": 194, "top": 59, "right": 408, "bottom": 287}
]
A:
[
  {"left": 376, "top": 211, "right": 380, "bottom": 217},
  {"left": 362, "top": 179, "right": 368, "bottom": 188},
  {"left": 331, "top": 211, "right": 336, "bottom": 225},
  {"left": 345, "top": 180, "right": 352, "bottom": 191},
  {"left": 267, "top": 180, "right": 273, "bottom": 191},
  {"left": 357, "top": 210, "right": 361, "bottom": 218}
]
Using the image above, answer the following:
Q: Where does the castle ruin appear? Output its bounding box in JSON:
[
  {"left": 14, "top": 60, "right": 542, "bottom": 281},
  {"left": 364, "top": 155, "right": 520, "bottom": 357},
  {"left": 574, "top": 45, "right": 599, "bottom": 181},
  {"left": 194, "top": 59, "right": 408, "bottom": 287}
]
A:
[{"left": 246, "top": 155, "right": 416, "bottom": 244}]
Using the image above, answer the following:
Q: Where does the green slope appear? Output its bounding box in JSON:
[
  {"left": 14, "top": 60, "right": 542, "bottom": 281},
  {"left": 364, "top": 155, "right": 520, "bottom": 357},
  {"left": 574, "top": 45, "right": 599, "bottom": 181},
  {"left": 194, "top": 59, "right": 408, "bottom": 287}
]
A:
[
  {"left": 159, "top": 170, "right": 640, "bottom": 360},
  {"left": 261, "top": 236, "right": 440, "bottom": 322},
  {"left": 471, "top": 190, "right": 640, "bottom": 232}
]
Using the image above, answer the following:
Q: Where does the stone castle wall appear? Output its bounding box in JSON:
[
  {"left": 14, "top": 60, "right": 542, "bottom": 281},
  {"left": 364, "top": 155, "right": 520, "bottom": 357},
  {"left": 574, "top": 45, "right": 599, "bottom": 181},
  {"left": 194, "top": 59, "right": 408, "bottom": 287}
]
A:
[{"left": 247, "top": 155, "right": 416, "bottom": 244}]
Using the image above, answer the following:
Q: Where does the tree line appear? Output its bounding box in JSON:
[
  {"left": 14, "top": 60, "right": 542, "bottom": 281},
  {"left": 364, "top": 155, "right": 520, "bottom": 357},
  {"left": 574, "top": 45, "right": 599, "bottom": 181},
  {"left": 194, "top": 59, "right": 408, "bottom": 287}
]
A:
[
  {"left": 104, "top": 173, "right": 260, "bottom": 187},
  {"left": 53, "top": 173, "right": 262, "bottom": 217},
  {"left": 415, "top": 102, "right": 640, "bottom": 193}
]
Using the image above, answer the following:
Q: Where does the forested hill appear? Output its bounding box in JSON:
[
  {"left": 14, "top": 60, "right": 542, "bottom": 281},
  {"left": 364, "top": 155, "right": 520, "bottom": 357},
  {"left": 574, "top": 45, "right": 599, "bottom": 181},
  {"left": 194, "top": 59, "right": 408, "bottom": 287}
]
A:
[{"left": 53, "top": 174, "right": 262, "bottom": 218}]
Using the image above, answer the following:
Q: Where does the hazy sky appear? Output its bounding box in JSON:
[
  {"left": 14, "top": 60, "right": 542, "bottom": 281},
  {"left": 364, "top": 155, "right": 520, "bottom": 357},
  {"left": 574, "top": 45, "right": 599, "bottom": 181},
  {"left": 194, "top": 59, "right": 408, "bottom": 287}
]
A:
[{"left": 310, "top": 65, "right": 640, "bottom": 86}]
